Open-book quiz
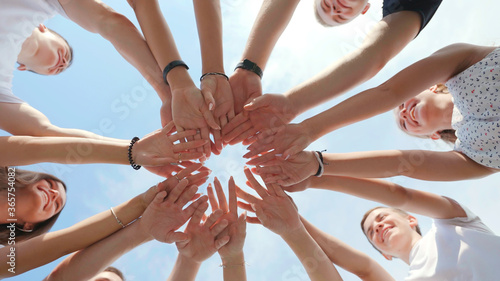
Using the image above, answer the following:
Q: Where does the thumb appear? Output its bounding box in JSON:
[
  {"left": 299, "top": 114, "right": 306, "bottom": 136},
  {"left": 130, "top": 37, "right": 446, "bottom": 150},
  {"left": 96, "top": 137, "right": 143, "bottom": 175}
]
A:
[
  {"left": 167, "top": 231, "right": 189, "bottom": 244},
  {"left": 200, "top": 79, "right": 216, "bottom": 111},
  {"left": 215, "top": 236, "right": 231, "bottom": 250},
  {"left": 244, "top": 95, "right": 268, "bottom": 111}
]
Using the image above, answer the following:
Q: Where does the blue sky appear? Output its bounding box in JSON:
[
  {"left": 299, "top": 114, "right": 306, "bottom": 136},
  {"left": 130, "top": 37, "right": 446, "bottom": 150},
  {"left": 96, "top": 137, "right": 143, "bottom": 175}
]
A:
[{"left": 5, "top": 0, "right": 500, "bottom": 280}]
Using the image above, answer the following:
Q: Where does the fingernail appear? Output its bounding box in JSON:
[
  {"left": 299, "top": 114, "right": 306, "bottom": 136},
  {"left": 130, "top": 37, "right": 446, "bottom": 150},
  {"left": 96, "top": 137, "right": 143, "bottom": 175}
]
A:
[
  {"left": 209, "top": 103, "right": 214, "bottom": 110},
  {"left": 251, "top": 203, "right": 256, "bottom": 211},
  {"left": 284, "top": 155, "right": 290, "bottom": 160},
  {"left": 275, "top": 153, "right": 283, "bottom": 157}
]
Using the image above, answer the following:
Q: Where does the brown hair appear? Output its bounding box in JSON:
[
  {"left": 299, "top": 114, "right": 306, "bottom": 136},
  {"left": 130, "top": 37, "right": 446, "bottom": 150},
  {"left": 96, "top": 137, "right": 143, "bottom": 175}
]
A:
[
  {"left": 360, "top": 206, "right": 421, "bottom": 255},
  {"left": 0, "top": 167, "right": 67, "bottom": 245},
  {"left": 104, "top": 266, "right": 125, "bottom": 281},
  {"left": 396, "top": 84, "right": 457, "bottom": 145}
]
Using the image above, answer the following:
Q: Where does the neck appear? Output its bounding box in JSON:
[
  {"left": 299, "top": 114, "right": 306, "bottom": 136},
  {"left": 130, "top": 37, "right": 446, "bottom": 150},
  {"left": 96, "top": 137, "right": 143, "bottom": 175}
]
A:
[
  {"left": 399, "top": 233, "right": 422, "bottom": 265},
  {"left": 434, "top": 94, "right": 455, "bottom": 131}
]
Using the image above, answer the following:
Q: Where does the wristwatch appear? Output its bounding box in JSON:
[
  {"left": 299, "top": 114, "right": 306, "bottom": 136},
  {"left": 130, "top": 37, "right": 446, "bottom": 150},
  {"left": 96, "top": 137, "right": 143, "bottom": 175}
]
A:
[{"left": 234, "top": 59, "right": 263, "bottom": 79}]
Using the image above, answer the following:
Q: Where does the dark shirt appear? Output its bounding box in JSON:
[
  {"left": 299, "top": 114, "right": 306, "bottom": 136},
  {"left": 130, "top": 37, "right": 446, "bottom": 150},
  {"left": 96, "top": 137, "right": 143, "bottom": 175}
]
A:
[{"left": 382, "top": 0, "right": 443, "bottom": 33}]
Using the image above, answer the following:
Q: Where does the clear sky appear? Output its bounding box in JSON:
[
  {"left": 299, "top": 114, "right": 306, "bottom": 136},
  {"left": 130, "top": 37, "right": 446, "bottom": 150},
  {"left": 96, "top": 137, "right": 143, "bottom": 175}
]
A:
[{"left": 5, "top": 0, "right": 500, "bottom": 280}]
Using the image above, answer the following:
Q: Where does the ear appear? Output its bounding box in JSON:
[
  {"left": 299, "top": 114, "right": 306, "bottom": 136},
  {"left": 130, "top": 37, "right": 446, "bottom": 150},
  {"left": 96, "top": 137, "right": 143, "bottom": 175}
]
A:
[
  {"left": 408, "top": 215, "right": 418, "bottom": 229},
  {"left": 361, "top": 3, "right": 371, "bottom": 15},
  {"left": 21, "top": 222, "right": 35, "bottom": 232},
  {"left": 17, "top": 64, "right": 27, "bottom": 71},
  {"left": 429, "top": 85, "right": 438, "bottom": 93},
  {"left": 430, "top": 131, "right": 441, "bottom": 140},
  {"left": 38, "top": 24, "right": 48, "bottom": 33},
  {"left": 382, "top": 253, "right": 393, "bottom": 261}
]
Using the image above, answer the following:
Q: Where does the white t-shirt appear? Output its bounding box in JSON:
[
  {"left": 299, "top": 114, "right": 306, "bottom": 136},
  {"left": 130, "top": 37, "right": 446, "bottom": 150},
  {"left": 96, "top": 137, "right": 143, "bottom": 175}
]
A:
[
  {"left": 406, "top": 202, "right": 500, "bottom": 280},
  {"left": 0, "top": 0, "right": 68, "bottom": 104}
]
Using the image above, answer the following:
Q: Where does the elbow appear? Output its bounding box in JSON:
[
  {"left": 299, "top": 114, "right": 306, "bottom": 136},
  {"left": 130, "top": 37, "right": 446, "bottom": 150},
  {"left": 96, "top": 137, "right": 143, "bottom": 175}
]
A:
[{"left": 95, "top": 10, "right": 137, "bottom": 38}]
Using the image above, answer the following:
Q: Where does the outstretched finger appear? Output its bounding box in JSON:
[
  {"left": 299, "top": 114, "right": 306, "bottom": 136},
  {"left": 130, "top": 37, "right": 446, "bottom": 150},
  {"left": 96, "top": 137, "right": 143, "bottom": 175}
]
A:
[
  {"left": 162, "top": 121, "right": 176, "bottom": 135},
  {"left": 200, "top": 77, "right": 216, "bottom": 111},
  {"left": 246, "top": 216, "right": 262, "bottom": 224},
  {"left": 237, "top": 201, "right": 254, "bottom": 213},
  {"left": 223, "top": 120, "right": 253, "bottom": 144},
  {"left": 243, "top": 167, "right": 269, "bottom": 198},
  {"left": 254, "top": 165, "right": 283, "bottom": 175},
  {"left": 245, "top": 152, "right": 278, "bottom": 166},
  {"left": 176, "top": 185, "right": 199, "bottom": 207},
  {"left": 214, "top": 236, "right": 231, "bottom": 250},
  {"left": 243, "top": 142, "right": 276, "bottom": 159},
  {"left": 221, "top": 112, "right": 248, "bottom": 137},
  {"left": 213, "top": 177, "right": 228, "bottom": 213},
  {"left": 173, "top": 139, "right": 208, "bottom": 152},
  {"left": 207, "top": 184, "right": 219, "bottom": 212},
  {"left": 210, "top": 219, "right": 229, "bottom": 237},
  {"left": 165, "top": 179, "right": 189, "bottom": 204},
  {"left": 187, "top": 201, "right": 209, "bottom": 229},
  {"left": 228, "top": 177, "right": 238, "bottom": 214},
  {"left": 235, "top": 186, "right": 260, "bottom": 204},
  {"left": 202, "top": 106, "right": 221, "bottom": 130},
  {"left": 230, "top": 127, "right": 259, "bottom": 146},
  {"left": 182, "top": 195, "right": 209, "bottom": 219},
  {"left": 201, "top": 127, "right": 211, "bottom": 158},
  {"left": 176, "top": 126, "right": 187, "bottom": 143},
  {"left": 169, "top": 129, "right": 198, "bottom": 142},
  {"left": 211, "top": 126, "right": 223, "bottom": 154}
]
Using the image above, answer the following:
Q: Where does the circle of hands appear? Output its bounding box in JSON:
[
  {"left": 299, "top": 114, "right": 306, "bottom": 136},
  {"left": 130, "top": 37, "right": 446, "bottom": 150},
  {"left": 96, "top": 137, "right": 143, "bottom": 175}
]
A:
[{"left": 136, "top": 71, "right": 320, "bottom": 266}]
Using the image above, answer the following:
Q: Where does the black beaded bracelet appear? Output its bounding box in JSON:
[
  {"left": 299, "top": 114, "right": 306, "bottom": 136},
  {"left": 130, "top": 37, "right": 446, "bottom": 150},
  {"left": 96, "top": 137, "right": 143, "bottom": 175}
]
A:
[
  {"left": 234, "top": 59, "right": 263, "bottom": 79},
  {"left": 200, "top": 72, "right": 229, "bottom": 81},
  {"left": 128, "top": 137, "right": 141, "bottom": 170},
  {"left": 163, "top": 60, "right": 189, "bottom": 85}
]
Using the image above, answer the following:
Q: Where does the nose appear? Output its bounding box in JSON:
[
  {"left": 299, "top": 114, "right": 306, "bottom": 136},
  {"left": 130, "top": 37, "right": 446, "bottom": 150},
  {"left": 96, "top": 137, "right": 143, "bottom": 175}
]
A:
[
  {"left": 330, "top": 4, "right": 344, "bottom": 15},
  {"left": 398, "top": 107, "right": 409, "bottom": 120}
]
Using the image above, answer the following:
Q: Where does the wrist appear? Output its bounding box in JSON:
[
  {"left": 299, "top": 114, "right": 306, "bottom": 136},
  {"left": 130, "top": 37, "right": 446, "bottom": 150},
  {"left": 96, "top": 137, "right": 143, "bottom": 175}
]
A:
[
  {"left": 234, "top": 59, "right": 263, "bottom": 79},
  {"left": 177, "top": 252, "right": 203, "bottom": 267},
  {"left": 301, "top": 118, "right": 322, "bottom": 142},
  {"left": 220, "top": 251, "right": 245, "bottom": 264},
  {"left": 280, "top": 223, "right": 307, "bottom": 242},
  {"left": 167, "top": 67, "right": 196, "bottom": 91},
  {"left": 305, "top": 151, "right": 320, "bottom": 178}
]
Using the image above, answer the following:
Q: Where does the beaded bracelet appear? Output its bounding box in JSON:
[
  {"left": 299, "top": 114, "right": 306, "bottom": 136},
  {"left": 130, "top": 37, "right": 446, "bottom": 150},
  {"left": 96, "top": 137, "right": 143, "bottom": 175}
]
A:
[
  {"left": 128, "top": 137, "right": 141, "bottom": 170},
  {"left": 200, "top": 72, "right": 229, "bottom": 81}
]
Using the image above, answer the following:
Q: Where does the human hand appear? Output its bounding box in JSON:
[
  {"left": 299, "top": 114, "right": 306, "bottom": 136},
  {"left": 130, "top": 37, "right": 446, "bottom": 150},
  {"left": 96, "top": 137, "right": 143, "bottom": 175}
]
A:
[
  {"left": 200, "top": 74, "right": 235, "bottom": 154},
  {"left": 142, "top": 162, "right": 210, "bottom": 209},
  {"left": 250, "top": 151, "right": 318, "bottom": 187},
  {"left": 171, "top": 84, "right": 220, "bottom": 158},
  {"left": 222, "top": 94, "right": 298, "bottom": 146},
  {"left": 139, "top": 179, "right": 208, "bottom": 243},
  {"left": 175, "top": 202, "right": 230, "bottom": 263},
  {"left": 134, "top": 122, "right": 208, "bottom": 166},
  {"left": 243, "top": 123, "right": 312, "bottom": 161},
  {"left": 280, "top": 176, "right": 312, "bottom": 193},
  {"left": 207, "top": 177, "right": 247, "bottom": 260},
  {"left": 236, "top": 168, "right": 302, "bottom": 236},
  {"left": 160, "top": 98, "right": 173, "bottom": 128},
  {"left": 229, "top": 68, "right": 262, "bottom": 115}
]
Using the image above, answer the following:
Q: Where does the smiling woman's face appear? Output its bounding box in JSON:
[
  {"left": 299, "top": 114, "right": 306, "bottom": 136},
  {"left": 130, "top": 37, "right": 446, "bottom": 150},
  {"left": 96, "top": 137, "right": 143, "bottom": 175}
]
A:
[{"left": 14, "top": 179, "right": 67, "bottom": 225}]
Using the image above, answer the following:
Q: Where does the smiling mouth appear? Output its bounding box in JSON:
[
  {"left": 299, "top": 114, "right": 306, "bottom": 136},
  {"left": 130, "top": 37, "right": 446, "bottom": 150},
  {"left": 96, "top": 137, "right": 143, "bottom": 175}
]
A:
[{"left": 382, "top": 227, "right": 392, "bottom": 242}]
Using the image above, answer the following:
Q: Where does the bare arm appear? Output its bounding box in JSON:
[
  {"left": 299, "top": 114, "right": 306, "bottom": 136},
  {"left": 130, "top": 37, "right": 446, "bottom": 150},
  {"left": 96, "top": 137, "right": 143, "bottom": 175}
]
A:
[
  {"left": 322, "top": 150, "right": 496, "bottom": 181},
  {"left": 59, "top": 0, "right": 170, "bottom": 101},
  {"left": 302, "top": 44, "right": 495, "bottom": 141},
  {"left": 308, "top": 175, "right": 466, "bottom": 219},
  {"left": 300, "top": 216, "right": 394, "bottom": 281},
  {"left": 0, "top": 103, "right": 119, "bottom": 140},
  {"left": 0, "top": 190, "right": 149, "bottom": 277},
  {"left": 286, "top": 11, "right": 421, "bottom": 115},
  {"left": 44, "top": 221, "right": 152, "bottom": 281}
]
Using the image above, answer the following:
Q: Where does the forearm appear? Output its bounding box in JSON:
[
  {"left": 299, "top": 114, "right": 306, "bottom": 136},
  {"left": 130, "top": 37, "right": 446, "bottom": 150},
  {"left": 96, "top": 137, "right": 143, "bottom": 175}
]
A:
[
  {"left": 240, "top": 0, "right": 300, "bottom": 70},
  {"left": 321, "top": 150, "right": 496, "bottom": 181},
  {"left": 45, "top": 221, "right": 152, "bottom": 281},
  {"left": 299, "top": 85, "right": 395, "bottom": 143},
  {"left": 0, "top": 136, "right": 130, "bottom": 166},
  {"left": 286, "top": 12, "right": 420, "bottom": 114},
  {"left": 300, "top": 216, "right": 393, "bottom": 281},
  {"left": 166, "top": 254, "right": 202, "bottom": 281},
  {"left": 0, "top": 194, "right": 146, "bottom": 277},
  {"left": 281, "top": 226, "right": 341, "bottom": 281},
  {"left": 193, "top": 0, "right": 224, "bottom": 73},
  {"left": 221, "top": 252, "right": 247, "bottom": 281},
  {"left": 131, "top": 0, "right": 193, "bottom": 90}
]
